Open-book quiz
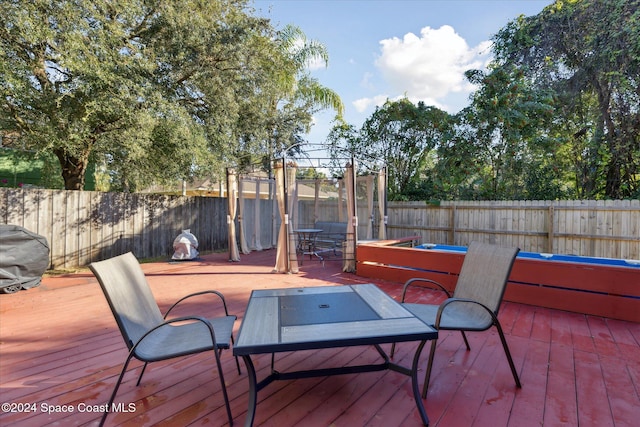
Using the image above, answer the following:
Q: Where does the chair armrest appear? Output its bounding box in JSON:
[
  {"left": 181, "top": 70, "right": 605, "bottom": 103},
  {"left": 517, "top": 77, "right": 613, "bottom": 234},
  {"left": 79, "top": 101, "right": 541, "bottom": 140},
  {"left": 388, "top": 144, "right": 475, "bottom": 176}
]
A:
[
  {"left": 401, "top": 277, "right": 452, "bottom": 302},
  {"left": 164, "top": 290, "right": 231, "bottom": 319},
  {"left": 434, "top": 297, "right": 497, "bottom": 329}
]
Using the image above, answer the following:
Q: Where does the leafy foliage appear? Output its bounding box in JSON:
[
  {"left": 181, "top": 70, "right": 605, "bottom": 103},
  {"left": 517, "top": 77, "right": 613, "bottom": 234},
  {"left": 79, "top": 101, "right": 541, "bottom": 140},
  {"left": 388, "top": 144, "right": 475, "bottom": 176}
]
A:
[
  {"left": 259, "top": 25, "right": 344, "bottom": 175},
  {"left": 1, "top": 0, "right": 341, "bottom": 191},
  {"left": 328, "top": 99, "right": 450, "bottom": 200},
  {"left": 491, "top": 0, "right": 640, "bottom": 198},
  {"left": 448, "top": 66, "right": 557, "bottom": 199},
  {"left": 328, "top": 0, "right": 639, "bottom": 201}
]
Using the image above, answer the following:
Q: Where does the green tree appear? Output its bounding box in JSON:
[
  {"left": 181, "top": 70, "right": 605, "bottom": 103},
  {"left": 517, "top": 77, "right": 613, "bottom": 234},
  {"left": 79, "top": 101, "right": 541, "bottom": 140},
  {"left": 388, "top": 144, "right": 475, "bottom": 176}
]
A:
[
  {"left": 272, "top": 24, "right": 344, "bottom": 119},
  {"left": 0, "top": 0, "right": 283, "bottom": 190},
  {"left": 450, "top": 66, "right": 556, "bottom": 199},
  {"left": 296, "top": 166, "right": 327, "bottom": 180},
  {"left": 227, "top": 24, "right": 344, "bottom": 175},
  {"left": 264, "top": 25, "right": 344, "bottom": 170},
  {"left": 491, "top": 0, "right": 640, "bottom": 198},
  {"left": 325, "top": 120, "right": 360, "bottom": 174},
  {"left": 357, "top": 98, "right": 450, "bottom": 200}
]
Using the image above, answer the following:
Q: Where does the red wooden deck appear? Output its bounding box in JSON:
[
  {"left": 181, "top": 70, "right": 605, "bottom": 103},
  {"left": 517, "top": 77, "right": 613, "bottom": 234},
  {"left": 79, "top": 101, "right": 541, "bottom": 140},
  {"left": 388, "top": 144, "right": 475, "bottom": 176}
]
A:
[{"left": 1, "top": 249, "right": 638, "bottom": 426}]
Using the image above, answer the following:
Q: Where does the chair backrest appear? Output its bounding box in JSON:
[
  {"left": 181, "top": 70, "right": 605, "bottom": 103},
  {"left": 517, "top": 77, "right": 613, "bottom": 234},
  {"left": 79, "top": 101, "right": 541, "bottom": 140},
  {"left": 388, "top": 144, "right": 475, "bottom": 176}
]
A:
[
  {"left": 89, "top": 252, "right": 164, "bottom": 350},
  {"left": 453, "top": 242, "right": 519, "bottom": 319}
]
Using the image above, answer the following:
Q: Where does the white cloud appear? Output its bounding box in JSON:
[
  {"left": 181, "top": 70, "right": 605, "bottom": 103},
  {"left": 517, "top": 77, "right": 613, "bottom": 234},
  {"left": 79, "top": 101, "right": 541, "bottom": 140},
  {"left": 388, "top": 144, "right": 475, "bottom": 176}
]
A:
[
  {"left": 371, "top": 25, "right": 492, "bottom": 112},
  {"left": 353, "top": 94, "right": 389, "bottom": 113}
]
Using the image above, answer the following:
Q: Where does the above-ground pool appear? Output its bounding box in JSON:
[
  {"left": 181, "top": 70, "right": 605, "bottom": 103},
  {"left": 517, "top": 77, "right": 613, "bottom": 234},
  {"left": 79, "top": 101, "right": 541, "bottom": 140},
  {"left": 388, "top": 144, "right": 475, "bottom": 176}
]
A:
[{"left": 356, "top": 239, "right": 640, "bottom": 323}]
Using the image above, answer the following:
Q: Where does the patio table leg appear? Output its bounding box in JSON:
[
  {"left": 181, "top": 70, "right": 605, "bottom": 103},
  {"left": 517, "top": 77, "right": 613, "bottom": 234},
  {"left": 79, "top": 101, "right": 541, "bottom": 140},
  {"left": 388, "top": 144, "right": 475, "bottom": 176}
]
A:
[
  {"left": 242, "top": 355, "right": 257, "bottom": 427},
  {"left": 411, "top": 340, "right": 429, "bottom": 426}
]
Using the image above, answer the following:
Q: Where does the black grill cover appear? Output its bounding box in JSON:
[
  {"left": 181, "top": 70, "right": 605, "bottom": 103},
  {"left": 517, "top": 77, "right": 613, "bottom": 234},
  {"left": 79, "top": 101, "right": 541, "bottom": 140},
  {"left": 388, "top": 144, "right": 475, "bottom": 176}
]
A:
[{"left": 0, "top": 225, "right": 50, "bottom": 293}]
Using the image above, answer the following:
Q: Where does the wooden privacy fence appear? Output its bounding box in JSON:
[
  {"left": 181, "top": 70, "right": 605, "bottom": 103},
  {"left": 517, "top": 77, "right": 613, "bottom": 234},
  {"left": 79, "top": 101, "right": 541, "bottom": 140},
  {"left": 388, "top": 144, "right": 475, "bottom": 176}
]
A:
[
  {"left": 385, "top": 200, "right": 640, "bottom": 260},
  {"left": 0, "top": 188, "right": 275, "bottom": 269},
  {"left": 2, "top": 188, "right": 639, "bottom": 269}
]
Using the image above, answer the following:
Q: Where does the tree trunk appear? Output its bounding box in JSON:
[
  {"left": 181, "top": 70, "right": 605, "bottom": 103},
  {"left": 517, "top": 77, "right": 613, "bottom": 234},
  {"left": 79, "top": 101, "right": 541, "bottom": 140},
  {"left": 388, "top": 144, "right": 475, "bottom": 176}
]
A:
[
  {"left": 54, "top": 149, "right": 89, "bottom": 190},
  {"left": 605, "top": 159, "right": 622, "bottom": 198},
  {"left": 593, "top": 77, "right": 624, "bottom": 199}
]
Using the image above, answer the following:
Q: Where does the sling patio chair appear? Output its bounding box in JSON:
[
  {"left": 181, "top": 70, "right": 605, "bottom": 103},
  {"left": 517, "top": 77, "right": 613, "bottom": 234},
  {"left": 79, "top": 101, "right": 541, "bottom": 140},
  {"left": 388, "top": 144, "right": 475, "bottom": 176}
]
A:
[
  {"left": 89, "top": 252, "right": 240, "bottom": 426},
  {"left": 391, "top": 241, "right": 522, "bottom": 398}
]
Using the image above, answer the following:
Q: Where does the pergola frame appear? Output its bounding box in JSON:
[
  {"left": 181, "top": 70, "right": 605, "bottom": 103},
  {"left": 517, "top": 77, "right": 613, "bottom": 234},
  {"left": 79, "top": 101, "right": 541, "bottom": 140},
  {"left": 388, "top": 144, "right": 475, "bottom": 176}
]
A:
[{"left": 226, "top": 147, "right": 387, "bottom": 274}]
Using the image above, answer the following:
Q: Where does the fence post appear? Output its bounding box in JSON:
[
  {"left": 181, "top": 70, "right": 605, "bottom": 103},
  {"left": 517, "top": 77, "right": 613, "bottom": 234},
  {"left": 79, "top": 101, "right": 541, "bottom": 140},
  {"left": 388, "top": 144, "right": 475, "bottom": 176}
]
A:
[
  {"left": 449, "top": 203, "right": 456, "bottom": 245},
  {"left": 547, "top": 205, "right": 555, "bottom": 253}
]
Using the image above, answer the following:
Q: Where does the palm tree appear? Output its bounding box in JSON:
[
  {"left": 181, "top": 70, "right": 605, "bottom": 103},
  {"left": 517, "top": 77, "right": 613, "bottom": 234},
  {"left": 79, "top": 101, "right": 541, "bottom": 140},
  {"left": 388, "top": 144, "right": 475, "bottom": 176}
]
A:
[
  {"left": 275, "top": 25, "right": 343, "bottom": 114},
  {"left": 270, "top": 25, "right": 344, "bottom": 157}
]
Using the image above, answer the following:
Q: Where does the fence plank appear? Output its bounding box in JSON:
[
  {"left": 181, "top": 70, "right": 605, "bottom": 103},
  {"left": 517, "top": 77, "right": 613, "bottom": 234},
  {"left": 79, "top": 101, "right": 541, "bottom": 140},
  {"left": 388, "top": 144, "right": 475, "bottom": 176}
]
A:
[
  {"left": 36, "top": 190, "right": 53, "bottom": 267},
  {"left": 0, "top": 190, "right": 6, "bottom": 223},
  {"left": 5, "top": 189, "right": 23, "bottom": 225}
]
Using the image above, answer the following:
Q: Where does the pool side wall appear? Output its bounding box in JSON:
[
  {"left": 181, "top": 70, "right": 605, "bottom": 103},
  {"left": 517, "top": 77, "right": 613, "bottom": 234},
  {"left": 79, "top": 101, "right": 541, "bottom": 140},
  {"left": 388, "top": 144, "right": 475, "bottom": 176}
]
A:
[{"left": 356, "top": 240, "right": 640, "bottom": 323}]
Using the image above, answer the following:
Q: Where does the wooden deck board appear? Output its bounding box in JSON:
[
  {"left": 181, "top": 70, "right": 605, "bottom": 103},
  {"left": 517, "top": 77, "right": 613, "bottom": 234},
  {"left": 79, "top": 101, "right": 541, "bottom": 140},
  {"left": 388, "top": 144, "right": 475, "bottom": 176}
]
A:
[
  {"left": 1, "top": 249, "right": 639, "bottom": 426},
  {"left": 545, "top": 342, "right": 578, "bottom": 426},
  {"left": 575, "top": 350, "right": 614, "bottom": 426}
]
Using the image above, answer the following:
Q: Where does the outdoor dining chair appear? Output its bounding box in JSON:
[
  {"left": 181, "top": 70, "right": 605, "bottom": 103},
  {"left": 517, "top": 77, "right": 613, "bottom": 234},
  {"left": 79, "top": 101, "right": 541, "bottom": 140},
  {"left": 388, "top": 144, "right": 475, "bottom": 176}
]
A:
[
  {"left": 89, "top": 252, "right": 239, "bottom": 426},
  {"left": 391, "top": 241, "right": 522, "bottom": 398}
]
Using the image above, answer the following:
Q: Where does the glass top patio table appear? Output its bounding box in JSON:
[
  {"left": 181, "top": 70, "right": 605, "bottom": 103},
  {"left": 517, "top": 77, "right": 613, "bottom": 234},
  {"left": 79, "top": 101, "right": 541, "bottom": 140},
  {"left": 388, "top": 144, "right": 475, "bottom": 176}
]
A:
[
  {"left": 233, "top": 284, "right": 438, "bottom": 426},
  {"left": 293, "top": 228, "right": 324, "bottom": 264}
]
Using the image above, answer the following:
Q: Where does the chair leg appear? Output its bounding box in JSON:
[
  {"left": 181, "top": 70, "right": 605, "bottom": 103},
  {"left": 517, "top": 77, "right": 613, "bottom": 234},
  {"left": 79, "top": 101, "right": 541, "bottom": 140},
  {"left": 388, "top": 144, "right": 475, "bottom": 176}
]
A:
[
  {"left": 494, "top": 320, "right": 522, "bottom": 388},
  {"left": 461, "top": 331, "right": 471, "bottom": 350},
  {"left": 234, "top": 355, "right": 241, "bottom": 375},
  {"left": 136, "top": 362, "right": 149, "bottom": 386},
  {"left": 230, "top": 336, "right": 241, "bottom": 374},
  {"left": 214, "top": 350, "right": 233, "bottom": 426},
  {"left": 390, "top": 342, "right": 396, "bottom": 358},
  {"left": 421, "top": 339, "right": 438, "bottom": 399},
  {"left": 219, "top": 348, "right": 241, "bottom": 375},
  {"left": 100, "top": 355, "right": 134, "bottom": 427}
]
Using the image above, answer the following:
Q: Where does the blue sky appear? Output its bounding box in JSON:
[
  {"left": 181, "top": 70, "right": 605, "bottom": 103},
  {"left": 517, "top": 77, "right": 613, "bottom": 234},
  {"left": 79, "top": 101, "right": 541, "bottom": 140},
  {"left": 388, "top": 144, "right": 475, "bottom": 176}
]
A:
[{"left": 253, "top": 0, "right": 552, "bottom": 151}]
